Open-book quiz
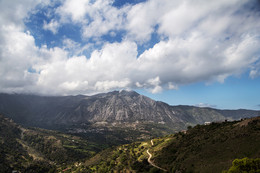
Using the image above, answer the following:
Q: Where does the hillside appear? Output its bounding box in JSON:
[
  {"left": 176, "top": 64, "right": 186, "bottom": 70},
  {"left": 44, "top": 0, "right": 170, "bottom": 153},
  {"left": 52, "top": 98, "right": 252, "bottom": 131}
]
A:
[
  {"left": 66, "top": 116, "right": 260, "bottom": 173},
  {"left": 1, "top": 113, "right": 259, "bottom": 172},
  {"left": 0, "top": 114, "right": 102, "bottom": 172},
  {"left": 152, "top": 116, "right": 260, "bottom": 172}
]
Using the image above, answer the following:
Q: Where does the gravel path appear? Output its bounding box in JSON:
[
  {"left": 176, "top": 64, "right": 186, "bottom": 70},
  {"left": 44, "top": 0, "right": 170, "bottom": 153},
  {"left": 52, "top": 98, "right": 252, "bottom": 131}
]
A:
[{"left": 146, "top": 139, "right": 167, "bottom": 172}]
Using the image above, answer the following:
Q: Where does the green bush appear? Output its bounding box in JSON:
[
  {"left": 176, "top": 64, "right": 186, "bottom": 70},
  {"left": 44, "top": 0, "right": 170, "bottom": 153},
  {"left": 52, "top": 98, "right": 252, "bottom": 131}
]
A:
[{"left": 223, "top": 157, "right": 260, "bottom": 173}]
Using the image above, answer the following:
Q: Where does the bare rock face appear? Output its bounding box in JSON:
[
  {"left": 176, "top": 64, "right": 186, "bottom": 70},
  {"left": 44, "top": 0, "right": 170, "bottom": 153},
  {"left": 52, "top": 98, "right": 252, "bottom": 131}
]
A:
[
  {"left": 0, "top": 90, "right": 259, "bottom": 129},
  {"left": 58, "top": 90, "right": 178, "bottom": 125}
]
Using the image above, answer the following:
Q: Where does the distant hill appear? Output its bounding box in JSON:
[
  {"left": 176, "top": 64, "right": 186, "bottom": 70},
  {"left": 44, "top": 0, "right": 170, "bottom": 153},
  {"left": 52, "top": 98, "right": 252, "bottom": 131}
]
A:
[{"left": 0, "top": 91, "right": 259, "bottom": 129}]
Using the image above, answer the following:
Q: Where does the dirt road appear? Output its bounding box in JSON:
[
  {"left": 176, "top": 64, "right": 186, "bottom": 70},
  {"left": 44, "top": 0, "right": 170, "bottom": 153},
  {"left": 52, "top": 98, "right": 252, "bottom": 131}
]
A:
[{"left": 146, "top": 140, "right": 167, "bottom": 172}]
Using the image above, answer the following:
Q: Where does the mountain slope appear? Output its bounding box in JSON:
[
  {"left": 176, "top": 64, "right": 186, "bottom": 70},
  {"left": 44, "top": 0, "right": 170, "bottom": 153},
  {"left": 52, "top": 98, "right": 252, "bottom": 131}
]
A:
[
  {"left": 0, "top": 91, "right": 188, "bottom": 128},
  {"left": 152, "top": 116, "right": 260, "bottom": 172},
  {"left": 1, "top": 91, "right": 259, "bottom": 128},
  {"left": 70, "top": 117, "right": 260, "bottom": 173},
  {"left": 0, "top": 114, "right": 102, "bottom": 172},
  {"left": 0, "top": 114, "right": 56, "bottom": 172}
]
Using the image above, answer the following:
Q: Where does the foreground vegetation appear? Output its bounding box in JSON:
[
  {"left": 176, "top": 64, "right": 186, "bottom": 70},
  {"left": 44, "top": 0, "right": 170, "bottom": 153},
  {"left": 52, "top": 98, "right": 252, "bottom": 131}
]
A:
[
  {"left": 153, "top": 117, "right": 260, "bottom": 172},
  {"left": 61, "top": 117, "right": 260, "bottom": 173},
  {"left": 223, "top": 157, "right": 260, "bottom": 173},
  {"left": 61, "top": 136, "right": 175, "bottom": 172}
]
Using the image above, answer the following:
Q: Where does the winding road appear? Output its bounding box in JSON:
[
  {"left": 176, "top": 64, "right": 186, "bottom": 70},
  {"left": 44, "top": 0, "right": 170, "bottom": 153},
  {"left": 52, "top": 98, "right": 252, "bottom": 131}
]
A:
[{"left": 146, "top": 139, "right": 168, "bottom": 172}]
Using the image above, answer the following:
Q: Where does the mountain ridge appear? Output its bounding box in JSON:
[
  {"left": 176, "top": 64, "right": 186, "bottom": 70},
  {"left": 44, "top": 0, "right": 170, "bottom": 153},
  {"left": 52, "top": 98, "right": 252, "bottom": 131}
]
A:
[{"left": 0, "top": 90, "right": 259, "bottom": 131}]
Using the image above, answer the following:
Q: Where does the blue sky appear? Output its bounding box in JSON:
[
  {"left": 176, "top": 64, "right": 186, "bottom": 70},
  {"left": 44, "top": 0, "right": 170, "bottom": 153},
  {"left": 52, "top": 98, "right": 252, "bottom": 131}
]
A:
[
  {"left": 0, "top": 0, "right": 260, "bottom": 110},
  {"left": 138, "top": 74, "right": 260, "bottom": 110}
]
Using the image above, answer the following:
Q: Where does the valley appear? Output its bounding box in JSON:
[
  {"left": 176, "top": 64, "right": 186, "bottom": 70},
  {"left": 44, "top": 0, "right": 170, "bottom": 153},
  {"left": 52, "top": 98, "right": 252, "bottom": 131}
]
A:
[{"left": 1, "top": 113, "right": 259, "bottom": 172}]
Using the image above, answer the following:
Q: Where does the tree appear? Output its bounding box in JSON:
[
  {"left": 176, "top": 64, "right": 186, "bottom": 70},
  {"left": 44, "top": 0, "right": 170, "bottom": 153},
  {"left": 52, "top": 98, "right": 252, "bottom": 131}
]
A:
[{"left": 223, "top": 157, "right": 260, "bottom": 173}]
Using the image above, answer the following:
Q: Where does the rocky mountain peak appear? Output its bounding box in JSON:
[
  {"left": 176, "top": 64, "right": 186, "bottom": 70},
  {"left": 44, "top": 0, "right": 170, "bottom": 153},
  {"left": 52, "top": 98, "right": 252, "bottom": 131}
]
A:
[{"left": 0, "top": 91, "right": 259, "bottom": 130}]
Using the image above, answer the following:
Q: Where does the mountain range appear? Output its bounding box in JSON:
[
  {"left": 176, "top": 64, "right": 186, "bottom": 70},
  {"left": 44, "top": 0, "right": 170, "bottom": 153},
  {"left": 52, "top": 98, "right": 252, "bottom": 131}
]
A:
[{"left": 0, "top": 90, "right": 259, "bottom": 131}]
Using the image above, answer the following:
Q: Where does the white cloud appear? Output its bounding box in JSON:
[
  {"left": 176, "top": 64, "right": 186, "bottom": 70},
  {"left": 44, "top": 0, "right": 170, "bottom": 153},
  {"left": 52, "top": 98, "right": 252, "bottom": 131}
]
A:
[
  {"left": 63, "top": 38, "right": 80, "bottom": 49},
  {"left": 137, "top": 33, "right": 260, "bottom": 85},
  {"left": 150, "top": 85, "right": 163, "bottom": 94},
  {"left": 0, "top": 26, "right": 38, "bottom": 91},
  {"left": 0, "top": 0, "right": 47, "bottom": 27},
  {"left": 147, "top": 76, "right": 160, "bottom": 86},
  {"left": 195, "top": 103, "right": 217, "bottom": 108},
  {"left": 94, "top": 79, "right": 131, "bottom": 91},
  {"left": 29, "top": 41, "right": 138, "bottom": 95},
  {"left": 62, "top": 38, "right": 87, "bottom": 56},
  {"left": 43, "top": 19, "right": 60, "bottom": 34},
  {"left": 57, "top": 0, "right": 129, "bottom": 39},
  {"left": 157, "top": 0, "right": 240, "bottom": 37},
  {"left": 56, "top": 0, "right": 90, "bottom": 23},
  {"left": 0, "top": 0, "right": 260, "bottom": 95},
  {"left": 146, "top": 77, "right": 162, "bottom": 93},
  {"left": 0, "top": 0, "right": 51, "bottom": 93},
  {"left": 125, "top": 1, "right": 157, "bottom": 43},
  {"left": 249, "top": 60, "right": 260, "bottom": 79},
  {"left": 168, "top": 82, "right": 178, "bottom": 90},
  {"left": 59, "top": 81, "right": 89, "bottom": 91}
]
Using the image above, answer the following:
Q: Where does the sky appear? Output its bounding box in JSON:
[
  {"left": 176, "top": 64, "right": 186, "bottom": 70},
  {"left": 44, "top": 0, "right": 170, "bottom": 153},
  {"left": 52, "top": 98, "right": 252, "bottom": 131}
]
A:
[{"left": 0, "top": 0, "right": 260, "bottom": 110}]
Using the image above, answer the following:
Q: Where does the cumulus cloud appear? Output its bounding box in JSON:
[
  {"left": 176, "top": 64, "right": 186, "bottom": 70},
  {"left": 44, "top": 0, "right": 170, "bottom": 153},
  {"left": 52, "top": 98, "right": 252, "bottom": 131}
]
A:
[
  {"left": 29, "top": 41, "right": 138, "bottom": 95},
  {"left": 95, "top": 79, "right": 131, "bottom": 91},
  {"left": 0, "top": 0, "right": 47, "bottom": 26},
  {"left": 56, "top": 0, "right": 90, "bottom": 23},
  {"left": 56, "top": 0, "right": 129, "bottom": 39},
  {"left": 137, "top": 33, "right": 260, "bottom": 85},
  {"left": 0, "top": 25, "right": 38, "bottom": 93},
  {"left": 146, "top": 77, "right": 162, "bottom": 93},
  {"left": 0, "top": 0, "right": 260, "bottom": 95},
  {"left": 125, "top": 0, "right": 159, "bottom": 43}
]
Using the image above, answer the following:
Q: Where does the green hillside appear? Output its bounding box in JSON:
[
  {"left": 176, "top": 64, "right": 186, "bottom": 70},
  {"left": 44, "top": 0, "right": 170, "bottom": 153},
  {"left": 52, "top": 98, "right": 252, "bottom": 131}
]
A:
[
  {"left": 67, "top": 117, "right": 260, "bottom": 173},
  {"left": 153, "top": 117, "right": 260, "bottom": 172}
]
